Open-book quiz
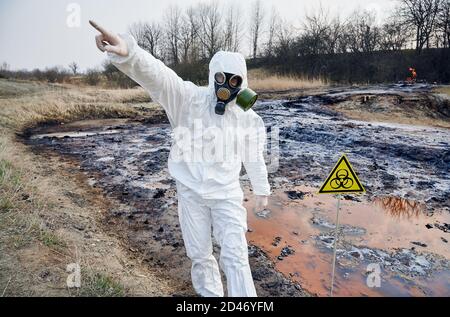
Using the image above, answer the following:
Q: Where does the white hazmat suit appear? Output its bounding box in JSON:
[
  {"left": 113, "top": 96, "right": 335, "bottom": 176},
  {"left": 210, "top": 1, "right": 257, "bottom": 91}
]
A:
[{"left": 107, "top": 34, "right": 270, "bottom": 297}]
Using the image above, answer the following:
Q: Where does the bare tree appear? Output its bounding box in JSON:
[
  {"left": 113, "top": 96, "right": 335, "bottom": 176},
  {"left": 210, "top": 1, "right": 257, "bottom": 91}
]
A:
[
  {"left": 232, "top": 6, "right": 244, "bottom": 52},
  {"left": 179, "top": 16, "right": 193, "bottom": 63},
  {"left": 264, "top": 7, "right": 281, "bottom": 57},
  {"left": 223, "top": 4, "right": 243, "bottom": 52},
  {"left": 345, "top": 10, "right": 381, "bottom": 53},
  {"left": 184, "top": 6, "right": 201, "bottom": 62},
  {"left": 398, "top": 0, "right": 441, "bottom": 51},
  {"left": 379, "top": 18, "right": 411, "bottom": 50},
  {"left": 0, "top": 62, "right": 10, "bottom": 77},
  {"left": 69, "top": 62, "right": 78, "bottom": 75},
  {"left": 330, "top": 16, "right": 350, "bottom": 54},
  {"left": 128, "top": 22, "right": 163, "bottom": 58},
  {"left": 164, "top": 5, "right": 183, "bottom": 65},
  {"left": 197, "top": 2, "right": 223, "bottom": 59},
  {"left": 143, "top": 22, "right": 163, "bottom": 58},
  {"left": 301, "top": 7, "right": 333, "bottom": 55},
  {"left": 129, "top": 22, "right": 147, "bottom": 52},
  {"left": 436, "top": 0, "right": 450, "bottom": 47},
  {"left": 249, "top": 0, "right": 265, "bottom": 58},
  {"left": 274, "top": 18, "right": 296, "bottom": 58},
  {"left": 128, "top": 22, "right": 146, "bottom": 48},
  {"left": 297, "top": 7, "right": 347, "bottom": 55}
]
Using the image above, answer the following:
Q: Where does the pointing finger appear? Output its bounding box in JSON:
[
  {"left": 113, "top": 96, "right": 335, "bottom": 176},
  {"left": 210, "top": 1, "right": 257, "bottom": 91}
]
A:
[{"left": 89, "top": 20, "right": 110, "bottom": 36}]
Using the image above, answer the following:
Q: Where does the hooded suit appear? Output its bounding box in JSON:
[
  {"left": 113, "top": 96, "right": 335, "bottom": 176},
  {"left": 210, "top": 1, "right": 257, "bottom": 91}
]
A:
[{"left": 108, "top": 34, "right": 270, "bottom": 297}]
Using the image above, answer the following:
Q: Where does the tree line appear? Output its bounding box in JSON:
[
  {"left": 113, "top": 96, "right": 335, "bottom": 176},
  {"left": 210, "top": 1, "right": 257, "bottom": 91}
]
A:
[
  {"left": 118, "top": 0, "right": 450, "bottom": 83},
  {"left": 0, "top": 60, "right": 136, "bottom": 88},
  {"left": 127, "top": 0, "right": 450, "bottom": 62},
  {"left": 1, "top": 0, "right": 449, "bottom": 85}
]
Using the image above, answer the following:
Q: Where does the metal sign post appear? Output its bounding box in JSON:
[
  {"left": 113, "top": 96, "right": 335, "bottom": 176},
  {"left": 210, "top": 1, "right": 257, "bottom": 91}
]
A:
[
  {"left": 330, "top": 194, "right": 341, "bottom": 297},
  {"left": 318, "top": 154, "right": 365, "bottom": 297}
]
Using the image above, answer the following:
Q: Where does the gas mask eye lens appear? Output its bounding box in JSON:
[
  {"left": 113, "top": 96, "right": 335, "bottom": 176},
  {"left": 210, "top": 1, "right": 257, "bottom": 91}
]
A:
[
  {"left": 229, "top": 75, "right": 242, "bottom": 88},
  {"left": 214, "top": 72, "right": 225, "bottom": 85}
]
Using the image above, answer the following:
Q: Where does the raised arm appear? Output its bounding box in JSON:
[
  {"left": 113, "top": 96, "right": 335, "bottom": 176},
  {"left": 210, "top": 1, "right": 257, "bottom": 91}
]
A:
[{"left": 90, "top": 20, "right": 196, "bottom": 126}]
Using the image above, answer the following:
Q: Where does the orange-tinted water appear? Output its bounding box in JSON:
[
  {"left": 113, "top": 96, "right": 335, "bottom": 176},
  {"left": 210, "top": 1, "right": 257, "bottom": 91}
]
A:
[{"left": 245, "top": 186, "right": 450, "bottom": 296}]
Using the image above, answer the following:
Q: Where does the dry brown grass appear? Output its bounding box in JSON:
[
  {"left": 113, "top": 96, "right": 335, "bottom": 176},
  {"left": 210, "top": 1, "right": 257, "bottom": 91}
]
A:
[
  {"left": 0, "top": 135, "right": 69, "bottom": 295},
  {"left": 0, "top": 133, "right": 177, "bottom": 296},
  {"left": 331, "top": 94, "right": 450, "bottom": 129},
  {"left": 0, "top": 73, "right": 327, "bottom": 134},
  {"left": 0, "top": 79, "right": 176, "bottom": 296},
  {"left": 0, "top": 79, "right": 152, "bottom": 133},
  {"left": 434, "top": 86, "right": 450, "bottom": 97},
  {"left": 248, "top": 68, "right": 328, "bottom": 92}
]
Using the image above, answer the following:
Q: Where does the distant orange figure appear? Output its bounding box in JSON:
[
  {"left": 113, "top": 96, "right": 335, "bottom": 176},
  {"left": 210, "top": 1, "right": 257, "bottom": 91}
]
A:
[{"left": 407, "top": 67, "right": 417, "bottom": 83}]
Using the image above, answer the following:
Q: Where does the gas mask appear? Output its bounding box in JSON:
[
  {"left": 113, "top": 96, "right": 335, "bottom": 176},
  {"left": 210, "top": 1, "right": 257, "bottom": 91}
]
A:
[{"left": 214, "top": 72, "right": 258, "bottom": 115}]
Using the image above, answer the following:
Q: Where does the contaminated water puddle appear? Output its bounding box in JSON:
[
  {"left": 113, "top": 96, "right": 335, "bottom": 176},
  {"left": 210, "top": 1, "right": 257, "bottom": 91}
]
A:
[{"left": 245, "top": 186, "right": 450, "bottom": 296}]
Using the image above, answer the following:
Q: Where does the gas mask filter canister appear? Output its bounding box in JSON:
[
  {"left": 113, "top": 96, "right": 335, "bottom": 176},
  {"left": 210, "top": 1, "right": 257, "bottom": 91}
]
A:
[{"left": 214, "top": 72, "right": 258, "bottom": 115}]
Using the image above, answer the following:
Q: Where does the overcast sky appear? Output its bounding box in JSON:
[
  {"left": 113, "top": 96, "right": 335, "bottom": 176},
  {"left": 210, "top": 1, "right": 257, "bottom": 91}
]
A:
[{"left": 0, "top": 0, "right": 398, "bottom": 71}]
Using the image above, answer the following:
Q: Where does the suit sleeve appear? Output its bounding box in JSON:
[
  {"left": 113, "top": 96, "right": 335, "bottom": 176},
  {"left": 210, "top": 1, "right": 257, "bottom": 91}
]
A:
[
  {"left": 107, "top": 34, "right": 196, "bottom": 126},
  {"left": 242, "top": 115, "right": 271, "bottom": 196}
]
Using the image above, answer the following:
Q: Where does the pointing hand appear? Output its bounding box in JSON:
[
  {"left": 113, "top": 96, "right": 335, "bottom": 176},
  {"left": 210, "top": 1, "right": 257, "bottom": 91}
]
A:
[{"left": 89, "top": 20, "right": 128, "bottom": 57}]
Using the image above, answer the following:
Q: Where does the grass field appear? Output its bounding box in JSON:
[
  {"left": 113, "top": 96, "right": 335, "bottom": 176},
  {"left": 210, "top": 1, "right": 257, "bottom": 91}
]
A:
[
  {"left": 0, "top": 79, "right": 175, "bottom": 296},
  {"left": 248, "top": 68, "right": 328, "bottom": 91},
  {"left": 0, "top": 79, "right": 153, "bottom": 133}
]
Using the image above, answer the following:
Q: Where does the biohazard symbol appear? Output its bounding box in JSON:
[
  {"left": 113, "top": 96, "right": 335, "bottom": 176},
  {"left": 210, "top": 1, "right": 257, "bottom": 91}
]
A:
[
  {"left": 319, "top": 154, "right": 365, "bottom": 194},
  {"left": 330, "top": 169, "right": 354, "bottom": 189}
]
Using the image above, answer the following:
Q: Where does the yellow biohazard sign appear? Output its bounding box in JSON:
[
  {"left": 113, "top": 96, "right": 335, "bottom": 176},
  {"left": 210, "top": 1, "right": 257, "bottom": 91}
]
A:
[{"left": 318, "top": 154, "right": 365, "bottom": 194}]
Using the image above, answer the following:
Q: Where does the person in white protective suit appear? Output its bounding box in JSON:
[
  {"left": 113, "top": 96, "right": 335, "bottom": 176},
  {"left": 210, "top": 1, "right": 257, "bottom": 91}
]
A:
[{"left": 90, "top": 21, "right": 270, "bottom": 297}]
